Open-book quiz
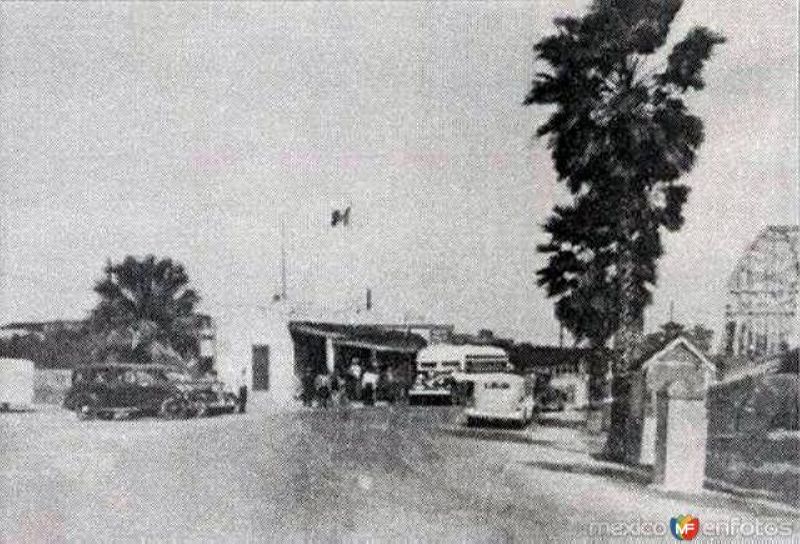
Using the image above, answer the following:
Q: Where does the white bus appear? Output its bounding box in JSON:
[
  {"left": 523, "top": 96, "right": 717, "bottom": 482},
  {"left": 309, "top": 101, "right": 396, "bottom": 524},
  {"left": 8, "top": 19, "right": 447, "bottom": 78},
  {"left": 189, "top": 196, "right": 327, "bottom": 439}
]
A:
[
  {"left": 409, "top": 344, "right": 510, "bottom": 404},
  {"left": 463, "top": 372, "right": 536, "bottom": 426}
]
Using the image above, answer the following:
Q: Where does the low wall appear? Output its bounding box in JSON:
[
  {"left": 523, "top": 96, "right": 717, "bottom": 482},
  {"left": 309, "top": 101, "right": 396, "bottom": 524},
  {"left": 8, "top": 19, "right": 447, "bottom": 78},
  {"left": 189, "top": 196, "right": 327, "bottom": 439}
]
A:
[
  {"left": 705, "top": 373, "right": 799, "bottom": 506},
  {"left": 706, "top": 431, "right": 800, "bottom": 506},
  {"left": 33, "top": 369, "right": 72, "bottom": 404}
]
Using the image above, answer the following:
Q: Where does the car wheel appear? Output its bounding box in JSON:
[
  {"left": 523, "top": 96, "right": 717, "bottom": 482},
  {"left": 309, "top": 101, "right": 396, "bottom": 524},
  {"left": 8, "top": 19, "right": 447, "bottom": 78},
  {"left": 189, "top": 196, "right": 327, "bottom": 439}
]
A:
[
  {"left": 76, "top": 394, "right": 99, "bottom": 420},
  {"left": 194, "top": 401, "right": 209, "bottom": 418},
  {"left": 159, "top": 396, "right": 187, "bottom": 420},
  {"left": 77, "top": 404, "right": 95, "bottom": 420}
]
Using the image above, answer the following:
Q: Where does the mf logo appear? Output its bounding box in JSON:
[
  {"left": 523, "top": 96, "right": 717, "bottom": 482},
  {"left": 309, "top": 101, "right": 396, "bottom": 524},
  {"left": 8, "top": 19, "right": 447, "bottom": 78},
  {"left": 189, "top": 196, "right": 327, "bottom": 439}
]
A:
[{"left": 670, "top": 515, "right": 700, "bottom": 540}]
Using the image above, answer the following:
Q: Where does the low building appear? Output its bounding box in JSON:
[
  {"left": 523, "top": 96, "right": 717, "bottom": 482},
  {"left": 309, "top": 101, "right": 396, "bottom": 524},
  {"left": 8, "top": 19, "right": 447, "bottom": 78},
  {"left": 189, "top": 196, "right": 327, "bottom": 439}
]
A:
[
  {"left": 626, "top": 336, "right": 717, "bottom": 466},
  {"left": 212, "top": 303, "right": 450, "bottom": 404},
  {"left": 0, "top": 319, "right": 86, "bottom": 340},
  {"left": 212, "top": 306, "right": 297, "bottom": 403}
]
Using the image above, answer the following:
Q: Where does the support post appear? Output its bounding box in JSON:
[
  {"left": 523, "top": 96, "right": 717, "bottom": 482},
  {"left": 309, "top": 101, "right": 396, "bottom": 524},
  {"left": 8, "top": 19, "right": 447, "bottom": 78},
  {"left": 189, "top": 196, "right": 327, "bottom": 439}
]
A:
[{"left": 325, "top": 337, "right": 335, "bottom": 374}]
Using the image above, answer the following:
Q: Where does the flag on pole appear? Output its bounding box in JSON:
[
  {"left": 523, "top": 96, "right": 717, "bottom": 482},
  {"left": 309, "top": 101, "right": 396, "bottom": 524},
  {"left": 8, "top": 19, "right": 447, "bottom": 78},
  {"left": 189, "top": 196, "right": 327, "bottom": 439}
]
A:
[{"left": 331, "top": 206, "right": 351, "bottom": 227}]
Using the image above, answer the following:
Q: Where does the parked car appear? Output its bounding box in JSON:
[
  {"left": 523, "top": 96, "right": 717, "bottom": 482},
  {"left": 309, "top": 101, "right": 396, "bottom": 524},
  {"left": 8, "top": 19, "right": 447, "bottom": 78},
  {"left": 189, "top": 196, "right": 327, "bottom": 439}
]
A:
[
  {"left": 462, "top": 373, "right": 536, "bottom": 427},
  {"left": 63, "top": 363, "right": 238, "bottom": 420}
]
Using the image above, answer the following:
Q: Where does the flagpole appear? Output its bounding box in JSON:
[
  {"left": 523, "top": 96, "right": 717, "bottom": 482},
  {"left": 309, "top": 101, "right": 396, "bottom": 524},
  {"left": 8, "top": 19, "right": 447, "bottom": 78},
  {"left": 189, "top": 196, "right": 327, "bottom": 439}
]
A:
[{"left": 280, "top": 217, "right": 287, "bottom": 300}]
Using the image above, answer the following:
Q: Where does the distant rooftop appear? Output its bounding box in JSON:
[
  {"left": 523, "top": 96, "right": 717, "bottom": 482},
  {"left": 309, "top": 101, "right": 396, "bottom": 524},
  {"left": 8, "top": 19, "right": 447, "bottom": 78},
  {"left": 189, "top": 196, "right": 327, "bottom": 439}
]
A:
[
  {"left": 513, "top": 344, "right": 593, "bottom": 371},
  {"left": 0, "top": 319, "right": 86, "bottom": 331}
]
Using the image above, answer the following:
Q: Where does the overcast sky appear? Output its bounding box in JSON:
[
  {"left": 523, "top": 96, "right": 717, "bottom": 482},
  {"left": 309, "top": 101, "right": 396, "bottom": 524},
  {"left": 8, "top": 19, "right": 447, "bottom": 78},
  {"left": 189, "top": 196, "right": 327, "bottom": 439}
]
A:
[{"left": 1, "top": 1, "right": 797, "bottom": 346}]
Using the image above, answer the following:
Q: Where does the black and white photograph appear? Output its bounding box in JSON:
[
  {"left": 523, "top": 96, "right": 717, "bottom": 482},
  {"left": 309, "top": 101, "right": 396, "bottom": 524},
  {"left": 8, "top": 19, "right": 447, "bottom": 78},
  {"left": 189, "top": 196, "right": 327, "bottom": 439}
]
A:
[{"left": 0, "top": 1, "right": 798, "bottom": 542}]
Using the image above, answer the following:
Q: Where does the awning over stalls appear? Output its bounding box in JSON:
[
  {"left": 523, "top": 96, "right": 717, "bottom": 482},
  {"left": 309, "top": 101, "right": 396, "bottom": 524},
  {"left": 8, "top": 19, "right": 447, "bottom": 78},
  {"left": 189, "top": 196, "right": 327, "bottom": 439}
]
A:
[
  {"left": 289, "top": 321, "right": 428, "bottom": 381},
  {"left": 288, "top": 321, "right": 427, "bottom": 354}
]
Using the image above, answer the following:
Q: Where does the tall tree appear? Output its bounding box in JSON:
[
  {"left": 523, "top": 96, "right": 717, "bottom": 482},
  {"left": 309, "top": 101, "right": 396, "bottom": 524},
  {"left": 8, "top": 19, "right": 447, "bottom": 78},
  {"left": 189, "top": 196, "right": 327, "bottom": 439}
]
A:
[
  {"left": 91, "top": 255, "right": 200, "bottom": 363},
  {"left": 525, "top": 0, "right": 724, "bottom": 460}
]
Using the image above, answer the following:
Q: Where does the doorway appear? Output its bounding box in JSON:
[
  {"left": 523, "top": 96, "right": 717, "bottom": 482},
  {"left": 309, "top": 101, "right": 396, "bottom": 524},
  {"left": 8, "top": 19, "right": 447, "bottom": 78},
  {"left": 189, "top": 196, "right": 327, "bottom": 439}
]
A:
[{"left": 252, "top": 345, "right": 270, "bottom": 391}]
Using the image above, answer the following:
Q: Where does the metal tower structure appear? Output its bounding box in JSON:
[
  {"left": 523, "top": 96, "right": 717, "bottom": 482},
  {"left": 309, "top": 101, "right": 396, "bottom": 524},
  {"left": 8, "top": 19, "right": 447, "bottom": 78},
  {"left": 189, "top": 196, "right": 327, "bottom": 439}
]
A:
[{"left": 722, "top": 225, "right": 799, "bottom": 356}]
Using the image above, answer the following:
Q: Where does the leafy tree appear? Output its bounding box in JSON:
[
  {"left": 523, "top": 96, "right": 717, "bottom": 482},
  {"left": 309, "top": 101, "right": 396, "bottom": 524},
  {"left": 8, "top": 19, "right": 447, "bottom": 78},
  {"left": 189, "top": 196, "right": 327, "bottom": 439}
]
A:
[
  {"left": 525, "top": 0, "right": 724, "bottom": 460},
  {"left": 40, "top": 324, "right": 99, "bottom": 369},
  {"left": 91, "top": 255, "right": 200, "bottom": 364}
]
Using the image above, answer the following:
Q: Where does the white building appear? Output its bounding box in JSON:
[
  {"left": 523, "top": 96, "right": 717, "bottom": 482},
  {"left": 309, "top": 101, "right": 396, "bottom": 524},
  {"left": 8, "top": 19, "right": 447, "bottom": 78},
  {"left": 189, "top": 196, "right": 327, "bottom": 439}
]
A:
[
  {"left": 212, "top": 304, "right": 297, "bottom": 405},
  {"left": 211, "top": 298, "right": 452, "bottom": 406}
]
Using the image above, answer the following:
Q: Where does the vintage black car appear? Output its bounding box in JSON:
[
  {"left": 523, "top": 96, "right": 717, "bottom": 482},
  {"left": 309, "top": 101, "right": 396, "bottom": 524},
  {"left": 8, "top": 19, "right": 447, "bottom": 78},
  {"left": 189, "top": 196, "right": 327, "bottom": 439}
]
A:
[{"left": 63, "top": 363, "right": 238, "bottom": 420}]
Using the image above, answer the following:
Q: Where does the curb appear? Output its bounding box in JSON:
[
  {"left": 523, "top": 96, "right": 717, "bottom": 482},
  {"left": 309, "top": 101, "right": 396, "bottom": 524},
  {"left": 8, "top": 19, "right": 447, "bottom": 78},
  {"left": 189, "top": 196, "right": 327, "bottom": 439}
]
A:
[
  {"left": 647, "top": 484, "right": 800, "bottom": 519},
  {"left": 702, "top": 479, "right": 800, "bottom": 517},
  {"left": 442, "top": 423, "right": 800, "bottom": 518}
]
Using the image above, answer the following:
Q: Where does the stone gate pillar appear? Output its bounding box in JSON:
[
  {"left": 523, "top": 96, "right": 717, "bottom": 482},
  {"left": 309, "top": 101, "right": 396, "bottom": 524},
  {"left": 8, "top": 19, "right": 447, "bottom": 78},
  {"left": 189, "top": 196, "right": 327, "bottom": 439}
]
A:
[
  {"left": 652, "top": 380, "right": 709, "bottom": 492},
  {"left": 325, "top": 337, "right": 336, "bottom": 374}
]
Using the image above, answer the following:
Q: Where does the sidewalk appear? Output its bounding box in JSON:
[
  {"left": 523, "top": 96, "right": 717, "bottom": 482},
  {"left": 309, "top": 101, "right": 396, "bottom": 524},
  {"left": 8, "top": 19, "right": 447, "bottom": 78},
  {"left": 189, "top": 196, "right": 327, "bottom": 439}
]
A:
[{"left": 441, "top": 413, "right": 800, "bottom": 520}]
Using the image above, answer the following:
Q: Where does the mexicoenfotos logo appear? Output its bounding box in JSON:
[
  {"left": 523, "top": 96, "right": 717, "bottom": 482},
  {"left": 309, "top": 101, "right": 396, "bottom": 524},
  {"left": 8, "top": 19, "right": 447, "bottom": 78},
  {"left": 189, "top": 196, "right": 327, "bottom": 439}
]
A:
[{"left": 670, "top": 515, "right": 700, "bottom": 540}]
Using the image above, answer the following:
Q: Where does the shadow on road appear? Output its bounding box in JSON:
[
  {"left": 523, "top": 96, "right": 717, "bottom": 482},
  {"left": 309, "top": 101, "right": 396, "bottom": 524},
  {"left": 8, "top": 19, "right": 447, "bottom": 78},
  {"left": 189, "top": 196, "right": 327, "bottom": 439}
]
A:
[
  {"left": 0, "top": 407, "right": 37, "bottom": 414},
  {"left": 440, "top": 425, "right": 605, "bottom": 457},
  {"left": 521, "top": 460, "right": 653, "bottom": 486},
  {"left": 535, "top": 413, "right": 587, "bottom": 429}
]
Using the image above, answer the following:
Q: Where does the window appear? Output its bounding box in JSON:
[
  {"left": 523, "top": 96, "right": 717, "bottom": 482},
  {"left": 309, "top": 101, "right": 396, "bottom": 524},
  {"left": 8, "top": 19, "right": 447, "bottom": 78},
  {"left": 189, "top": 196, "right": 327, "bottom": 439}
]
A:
[
  {"left": 136, "top": 371, "right": 155, "bottom": 386},
  {"left": 94, "top": 370, "right": 112, "bottom": 384},
  {"left": 465, "top": 357, "right": 508, "bottom": 373}
]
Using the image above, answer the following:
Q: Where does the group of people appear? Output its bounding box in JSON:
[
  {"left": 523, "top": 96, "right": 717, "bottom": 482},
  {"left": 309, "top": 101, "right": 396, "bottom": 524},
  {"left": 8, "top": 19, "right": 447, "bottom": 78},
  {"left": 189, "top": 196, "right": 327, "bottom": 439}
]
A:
[{"left": 300, "top": 358, "right": 404, "bottom": 408}]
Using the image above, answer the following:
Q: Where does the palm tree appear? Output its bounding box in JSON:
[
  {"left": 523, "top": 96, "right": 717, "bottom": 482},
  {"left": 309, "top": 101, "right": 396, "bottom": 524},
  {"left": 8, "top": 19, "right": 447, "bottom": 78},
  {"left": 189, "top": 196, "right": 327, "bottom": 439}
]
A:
[
  {"left": 91, "top": 255, "right": 201, "bottom": 364},
  {"left": 525, "top": 0, "right": 724, "bottom": 460}
]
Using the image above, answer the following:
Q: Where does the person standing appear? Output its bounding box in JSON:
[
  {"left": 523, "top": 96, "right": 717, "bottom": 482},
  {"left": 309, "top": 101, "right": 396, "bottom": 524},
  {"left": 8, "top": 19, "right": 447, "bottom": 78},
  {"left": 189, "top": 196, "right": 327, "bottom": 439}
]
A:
[
  {"left": 336, "top": 371, "right": 350, "bottom": 407},
  {"left": 314, "top": 372, "right": 331, "bottom": 409},
  {"left": 238, "top": 367, "right": 248, "bottom": 414},
  {"left": 330, "top": 373, "right": 343, "bottom": 407},
  {"left": 301, "top": 368, "right": 315, "bottom": 407},
  {"left": 361, "top": 364, "right": 379, "bottom": 406},
  {"left": 347, "top": 358, "right": 362, "bottom": 402}
]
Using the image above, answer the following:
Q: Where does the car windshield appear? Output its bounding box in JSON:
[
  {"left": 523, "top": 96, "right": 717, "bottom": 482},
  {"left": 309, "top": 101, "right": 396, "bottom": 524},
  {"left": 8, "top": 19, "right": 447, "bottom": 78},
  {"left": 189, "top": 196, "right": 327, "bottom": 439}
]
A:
[
  {"left": 91, "top": 368, "right": 118, "bottom": 384},
  {"left": 166, "top": 371, "right": 191, "bottom": 383}
]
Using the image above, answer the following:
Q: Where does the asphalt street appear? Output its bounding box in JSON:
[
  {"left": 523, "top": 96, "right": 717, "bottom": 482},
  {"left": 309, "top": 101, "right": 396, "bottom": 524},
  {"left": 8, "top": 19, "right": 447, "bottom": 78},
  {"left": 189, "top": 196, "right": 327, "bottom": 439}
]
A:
[{"left": 1, "top": 404, "right": 796, "bottom": 543}]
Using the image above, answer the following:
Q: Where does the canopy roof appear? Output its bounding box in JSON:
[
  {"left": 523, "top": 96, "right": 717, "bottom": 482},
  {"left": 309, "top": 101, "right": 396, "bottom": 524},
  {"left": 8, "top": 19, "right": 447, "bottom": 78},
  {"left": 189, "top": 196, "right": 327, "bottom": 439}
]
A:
[
  {"left": 289, "top": 321, "right": 427, "bottom": 354},
  {"left": 418, "top": 343, "right": 508, "bottom": 362}
]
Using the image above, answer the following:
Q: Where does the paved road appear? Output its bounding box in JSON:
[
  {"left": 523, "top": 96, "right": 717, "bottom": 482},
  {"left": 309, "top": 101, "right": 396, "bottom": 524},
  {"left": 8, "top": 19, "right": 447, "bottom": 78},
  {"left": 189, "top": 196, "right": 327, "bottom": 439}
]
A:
[{"left": 1, "top": 405, "right": 796, "bottom": 543}]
